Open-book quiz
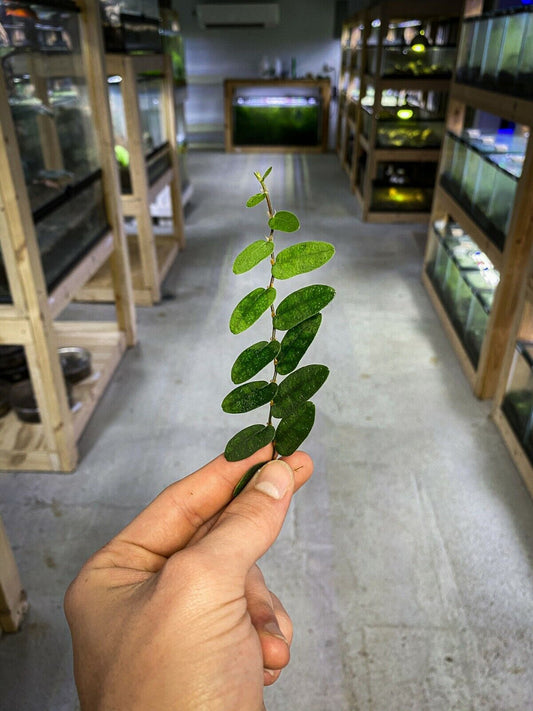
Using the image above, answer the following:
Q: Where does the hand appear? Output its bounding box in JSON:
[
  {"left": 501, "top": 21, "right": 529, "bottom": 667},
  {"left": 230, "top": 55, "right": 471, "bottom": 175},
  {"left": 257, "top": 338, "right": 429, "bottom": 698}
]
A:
[{"left": 64, "top": 445, "right": 313, "bottom": 711}]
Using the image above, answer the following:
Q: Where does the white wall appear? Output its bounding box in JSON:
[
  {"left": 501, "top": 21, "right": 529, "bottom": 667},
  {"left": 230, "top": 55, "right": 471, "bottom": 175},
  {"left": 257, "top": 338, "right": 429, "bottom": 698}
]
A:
[{"left": 174, "top": 0, "right": 343, "bottom": 148}]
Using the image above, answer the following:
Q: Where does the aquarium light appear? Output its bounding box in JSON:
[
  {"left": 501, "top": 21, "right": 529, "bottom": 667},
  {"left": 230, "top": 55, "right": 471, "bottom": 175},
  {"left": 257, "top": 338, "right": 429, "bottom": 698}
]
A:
[
  {"left": 410, "top": 31, "right": 428, "bottom": 53},
  {"left": 371, "top": 19, "right": 381, "bottom": 27},
  {"left": 107, "top": 75, "right": 122, "bottom": 84},
  {"left": 397, "top": 108, "right": 414, "bottom": 120}
]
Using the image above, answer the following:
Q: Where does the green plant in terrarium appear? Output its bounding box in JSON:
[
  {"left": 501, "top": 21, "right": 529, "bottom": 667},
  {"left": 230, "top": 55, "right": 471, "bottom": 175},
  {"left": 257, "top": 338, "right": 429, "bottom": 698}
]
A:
[{"left": 222, "top": 168, "right": 335, "bottom": 492}]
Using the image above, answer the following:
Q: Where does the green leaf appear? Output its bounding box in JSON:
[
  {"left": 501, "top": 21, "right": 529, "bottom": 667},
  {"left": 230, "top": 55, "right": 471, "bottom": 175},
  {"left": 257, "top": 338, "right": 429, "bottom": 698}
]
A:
[
  {"left": 272, "top": 241, "right": 335, "bottom": 280},
  {"left": 272, "top": 364, "right": 329, "bottom": 419},
  {"left": 230, "top": 287, "right": 276, "bottom": 334},
  {"left": 268, "top": 210, "right": 300, "bottom": 233},
  {"left": 277, "top": 314, "right": 322, "bottom": 375},
  {"left": 233, "top": 240, "right": 274, "bottom": 274},
  {"left": 262, "top": 167, "right": 272, "bottom": 181},
  {"left": 222, "top": 381, "right": 277, "bottom": 414},
  {"left": 231, "top": 340, "right": 281, "bottom": 384},
  {"left": 246, "top": 192, "right": 266, "bottom": 208},
  {"left": 232, "top": 460, "right": 268, "bottom": 497},
  {"left": 273, "top": 284, "right": 335, "bottom": 331},
  {"left": 225, "top": 424, "right": 275, "bottom": 462},
  {"left": 275, "top": 402, "right": 316, "bottom": 456}
]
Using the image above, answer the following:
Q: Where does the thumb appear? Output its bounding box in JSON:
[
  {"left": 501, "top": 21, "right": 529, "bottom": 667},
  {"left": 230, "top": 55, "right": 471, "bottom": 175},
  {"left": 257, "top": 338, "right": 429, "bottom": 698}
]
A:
[{"left": 195, "top": 459, "right": 294, "bottom": 576}]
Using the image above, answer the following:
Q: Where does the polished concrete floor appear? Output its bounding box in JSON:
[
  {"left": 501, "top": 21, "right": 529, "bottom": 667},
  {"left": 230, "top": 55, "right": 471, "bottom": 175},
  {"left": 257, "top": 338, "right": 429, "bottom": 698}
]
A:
[{"left": 1, "top": 152, "right": 533, "bottom": 710}]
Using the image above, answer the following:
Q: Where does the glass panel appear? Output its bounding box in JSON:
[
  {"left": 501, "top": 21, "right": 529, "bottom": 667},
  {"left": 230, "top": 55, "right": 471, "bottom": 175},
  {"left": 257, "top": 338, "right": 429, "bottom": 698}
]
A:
[
  {"left": 480, "top": 14, "right": 507, "bottom": 89},
  {"left": 496, "top": 10, "right": 528, "bottom": 91},
  {"left": 467, "top": 16, "right": 490, "bottom": 84},
  {"left": 502, "top": 343, "right": 533, "bottom": 448},
  {"left": 456, "top": 19, "right": 475, "bottom": 82},
  {"left": 517, "top": 11, "right": 533, "bottom": 97},
  {"left": 381, "top": 46, "right": 455, "bottom": 77},
  {"left": 137, "top": 74, "right": 166, "bottom": 154}
]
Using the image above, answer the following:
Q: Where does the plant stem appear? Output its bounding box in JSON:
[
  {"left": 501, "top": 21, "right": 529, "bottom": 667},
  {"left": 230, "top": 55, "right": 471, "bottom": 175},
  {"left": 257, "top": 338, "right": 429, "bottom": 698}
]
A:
[{"left": 258, "top": 175, "right": 278, "bottom": 458}]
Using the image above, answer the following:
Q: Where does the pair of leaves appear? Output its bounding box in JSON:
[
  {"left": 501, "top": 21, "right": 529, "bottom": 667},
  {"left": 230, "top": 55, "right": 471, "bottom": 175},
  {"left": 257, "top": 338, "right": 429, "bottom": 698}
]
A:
[
  {"left": 222, "top": 364, "right": 328, "bottom": 419},
  {"left": 229, "top": 284, "right": 334, "bottom": 336},
  {"left": 230, "top": 312, "right": 322, "bottom": 385},
  {"left": 224, "top": 400, "right": 316, "bottom": 462},
  {"left": 233, "top": 240, "right": 334, "bottom": 279}
]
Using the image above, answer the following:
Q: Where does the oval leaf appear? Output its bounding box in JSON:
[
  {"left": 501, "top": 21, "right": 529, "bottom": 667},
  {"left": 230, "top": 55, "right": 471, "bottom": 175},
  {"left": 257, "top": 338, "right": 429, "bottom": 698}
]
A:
[
  {"left": 246, "top": 192, "right": 266, "bottom": 208},
  {"left": 225, "top": 424, "right": 275, "bottom": 462},
  {"left": 275, "top": 401, "right": 316, "bottom": 456},
  {"left": 277, "top": 314, "right": 322, "bottom": 375},
  {"left": 272, "top": 364, "right": 329, "bottom": 419},
  {"left": 273, "top": 284, "right": 335, "bottom": 331},
  {"left": 268, "top": 210, "right": 300, "bottom": 233},
  {"left": 232, "top": 460, "right": 269, "bottom": 497},
  {"left": 230, "top": 287, "right": 276, "bottom": 334},
  {"left": 232, "top": 340, "right": 281, "bottom": 384},
  {"left": 272, "top": 241, "right": 335, "bottom": 280},
  {"left": 233, "top": 240, "right": 274, "bottom": 274},
  {"left": 222, "top": 381, "right": 277, "bottom": 414},
  {"left": 262, "top": 166, "right": 272, "bottom": 180}
]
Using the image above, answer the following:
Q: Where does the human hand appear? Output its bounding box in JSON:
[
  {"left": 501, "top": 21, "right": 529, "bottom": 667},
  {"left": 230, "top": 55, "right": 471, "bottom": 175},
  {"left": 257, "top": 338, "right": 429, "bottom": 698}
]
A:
[{"left": 64, "top": 446, "right": 313, "bottom": 711}]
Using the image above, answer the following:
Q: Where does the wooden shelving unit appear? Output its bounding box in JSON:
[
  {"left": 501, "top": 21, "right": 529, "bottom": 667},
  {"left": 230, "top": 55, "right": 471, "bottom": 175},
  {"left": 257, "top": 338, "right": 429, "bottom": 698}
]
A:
[
  {"left": 422, "top": 1, "right": 533, "bottom": 400},
  {"left": 224, "top": 78, "right": 331, "bottom": 153},
  {"left": 337, "top": 0, "right": 461, "bottom": 222},
  {"left": 0, "top": 0, "right": 136, "bottom": 472},
  {"left": 78, "top": 52, "right": 185, "bottom": 306}
]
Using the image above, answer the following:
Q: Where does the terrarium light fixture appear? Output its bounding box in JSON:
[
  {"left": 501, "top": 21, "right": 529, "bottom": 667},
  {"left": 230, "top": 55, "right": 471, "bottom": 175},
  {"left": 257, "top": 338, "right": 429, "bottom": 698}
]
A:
[
  {"left": 397, "top": 108, "right": 414, "bottom": 119},
  {"left": 107, "top": 75, "right": 122, "bottom": 84},
  {"left": 410, "top": 30, "right": 428, "bottom": 53}
]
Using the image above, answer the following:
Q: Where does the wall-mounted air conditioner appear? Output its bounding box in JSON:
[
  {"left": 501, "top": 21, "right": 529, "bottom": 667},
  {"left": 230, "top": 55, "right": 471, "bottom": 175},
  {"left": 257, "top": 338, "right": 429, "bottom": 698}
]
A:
[{"left": 196, "top": 3, "right": 280, "bottom": 29}]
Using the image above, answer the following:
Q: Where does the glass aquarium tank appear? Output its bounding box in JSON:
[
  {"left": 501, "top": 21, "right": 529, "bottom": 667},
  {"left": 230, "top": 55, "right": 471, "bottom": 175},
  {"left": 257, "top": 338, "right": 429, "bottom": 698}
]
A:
[
  {"left": 0, "top": 0, "right": 109, "bottom": 303},
  {"left": 361, "top": 104, "right": 445, "bottom": 149},
  {"left": 99, "top": 0, "right": 161, "bottom": 53},
  {"left": 233, "top": 92, "right": 322, "bottom": 147},
  {"left": 160, "top": 8, "right": 186, "bottom": 85},
  {"left": 108, "top": 71, "right": 169, "bottom": 193},
  {"left": 502, "top": 342, "right": 533, "bottom": 460},
  {"left": 370, "top": 160, "right": 436, "bottom": 212},
  {"left": 380, "top": 45, "right": 456, "bottom": 77},
  {"left": 456, "top": 6, "right": 533, "bottom": 97},
  {"left": 464, "top": 285, "right": 495, "bottom": 367}
]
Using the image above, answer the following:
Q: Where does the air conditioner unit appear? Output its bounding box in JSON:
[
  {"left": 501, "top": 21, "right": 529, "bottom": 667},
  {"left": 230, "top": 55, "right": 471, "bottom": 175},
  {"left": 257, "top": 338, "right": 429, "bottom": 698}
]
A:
[{"left": 196, "top": 3, "right": 280, "bottom": 29}]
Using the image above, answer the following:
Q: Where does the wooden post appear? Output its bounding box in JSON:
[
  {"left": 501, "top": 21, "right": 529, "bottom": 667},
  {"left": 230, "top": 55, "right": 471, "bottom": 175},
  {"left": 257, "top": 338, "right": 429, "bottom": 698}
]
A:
[{"left": 0, "top": 516, "right": 27, "bottom": 633}]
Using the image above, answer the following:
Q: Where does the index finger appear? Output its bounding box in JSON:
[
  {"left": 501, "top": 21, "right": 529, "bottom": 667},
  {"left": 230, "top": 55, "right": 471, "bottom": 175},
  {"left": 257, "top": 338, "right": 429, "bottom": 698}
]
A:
[{"left": 114, "top": 447, "right": 313, "bottom": 558}]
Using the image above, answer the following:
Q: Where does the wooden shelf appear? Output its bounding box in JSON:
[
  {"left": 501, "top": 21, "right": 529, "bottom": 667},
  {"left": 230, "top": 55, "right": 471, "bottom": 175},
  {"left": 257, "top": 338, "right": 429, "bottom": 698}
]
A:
[
  {"left": 0, "top": 322, "right": 126, "bottom": 469},
  {"left": 492, "top": 406, "right": 533, "bottom": 499},
  {"left": 337, "top": 1, "right": 459, "bottom": 223},
  {"left": 421, "top": 5, "right": 533, "bottom": 401},
  {"left": 0, "top": 515, "right": 26, "bottom": 633},
  {"left": 79, "top": 52, "right": 185, "bottom": 306},
  {"left": 451, "top": 83, "right": 533, "bottom": 127},
  {"left": 77, "top": 233, "right": 178, "bottom": 306},
  {"left": 0, "top": 0, "right": 136, "bottom": 472}
]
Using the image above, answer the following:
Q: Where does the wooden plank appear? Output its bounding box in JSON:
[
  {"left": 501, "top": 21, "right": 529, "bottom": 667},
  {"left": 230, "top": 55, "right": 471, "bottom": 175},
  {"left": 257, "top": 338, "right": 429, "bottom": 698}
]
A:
[
  {"left": 0, "top": 517, "right": 27, "bottom": 633},
  {"left": 451, "top": 84, "right": 533, "bottom": 126},
  {"left": 77, "top": 235, "right": 178, "bottom": 305},
  {"left": 81, "top": 0, "right": 137, "bottom": 347},
  {"left": 48, "top": 232, "right": 114, "bottom": 318},
  {"left": 0, "top": 318, "right": 32, "bottom": 345},
  {"left": 373, "top": 148, "right": 441, "bottom": 162},
  {"left": 365, "top": 210, "right": 430, "bottom": 224}
]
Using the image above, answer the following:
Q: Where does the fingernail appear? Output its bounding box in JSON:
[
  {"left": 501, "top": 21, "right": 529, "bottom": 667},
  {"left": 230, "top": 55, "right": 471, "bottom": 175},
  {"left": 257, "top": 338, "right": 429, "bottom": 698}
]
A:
[
  {"left": 254, "top": 460, "right": 293, "bottom": 500},
  {"left": 264, "top": 668, "right": 278, "bottom": 678},
  {"left": 264, "top": 620, "right": 287, "bottom": 642}
]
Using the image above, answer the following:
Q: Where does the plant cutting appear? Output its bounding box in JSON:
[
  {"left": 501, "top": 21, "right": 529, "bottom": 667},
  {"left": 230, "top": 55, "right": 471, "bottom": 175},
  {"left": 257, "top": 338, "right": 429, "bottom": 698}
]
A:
[{"left": 222, "top": 167, "right": 335, "bottom": 493}]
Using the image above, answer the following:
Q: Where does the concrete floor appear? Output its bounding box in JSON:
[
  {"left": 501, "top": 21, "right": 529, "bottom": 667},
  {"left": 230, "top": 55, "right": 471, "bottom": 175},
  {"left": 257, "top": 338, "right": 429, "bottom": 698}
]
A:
[{"left": 1, "top": 152, "right": 533, "bottom": 710}]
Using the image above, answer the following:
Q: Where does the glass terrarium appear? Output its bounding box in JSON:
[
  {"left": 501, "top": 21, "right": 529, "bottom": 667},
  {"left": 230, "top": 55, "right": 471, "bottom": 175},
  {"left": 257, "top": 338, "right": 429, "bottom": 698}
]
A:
[
  {"left": 485, "top": 160, "right": 518, "bottom": 246},
  {"left": 232, "top": 91, "right": 322, "bottom": 147},
  {"left": 464, "top": 285, "right": 495, "bottom": 367},
  {"left": 380, "top": 45, "right": 456, "bottom": 77},
  {"left": 440, "top": 243, "right": 484, "bottom": 313},
  {"left": 429, "top": 222, "right": 476, "bottom": 293},
  {"left": 0, "top": 0, "right": 109, "bottom": 303},
  {"left": 362, "top": 104, "right": 445, "bottom": 149},
  {"left": 494, "top": 9, "right": 530, "bottom": 92},
  {"left": 99, "top": 0, "right": 162, "bottom": 53},
  {"left": 465, "top": 14, "right": 491, "bottom": 84},
  {"left": 501, "top": 342, "right": 533, "bottom": 457},
  {"left": 479, "top": 12, "right": 508, "bottom": 90},
  {"left": 160, "top": 8, "right": 186, "bottom": 85},
  {"left": 452, "top": 266, "right": 499, "bottom": 339},
  {"left": 108, "top": 71, "right": 169, "bottom": 193},
  {"left": 516, "top": 10, "right": 533, "bottom": 98},
  {"left": 455, "top": 17, "right": 476, "bottom": 83},
  {"left": 370, "top": 160, "right": 436, "bottom": 212}
]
